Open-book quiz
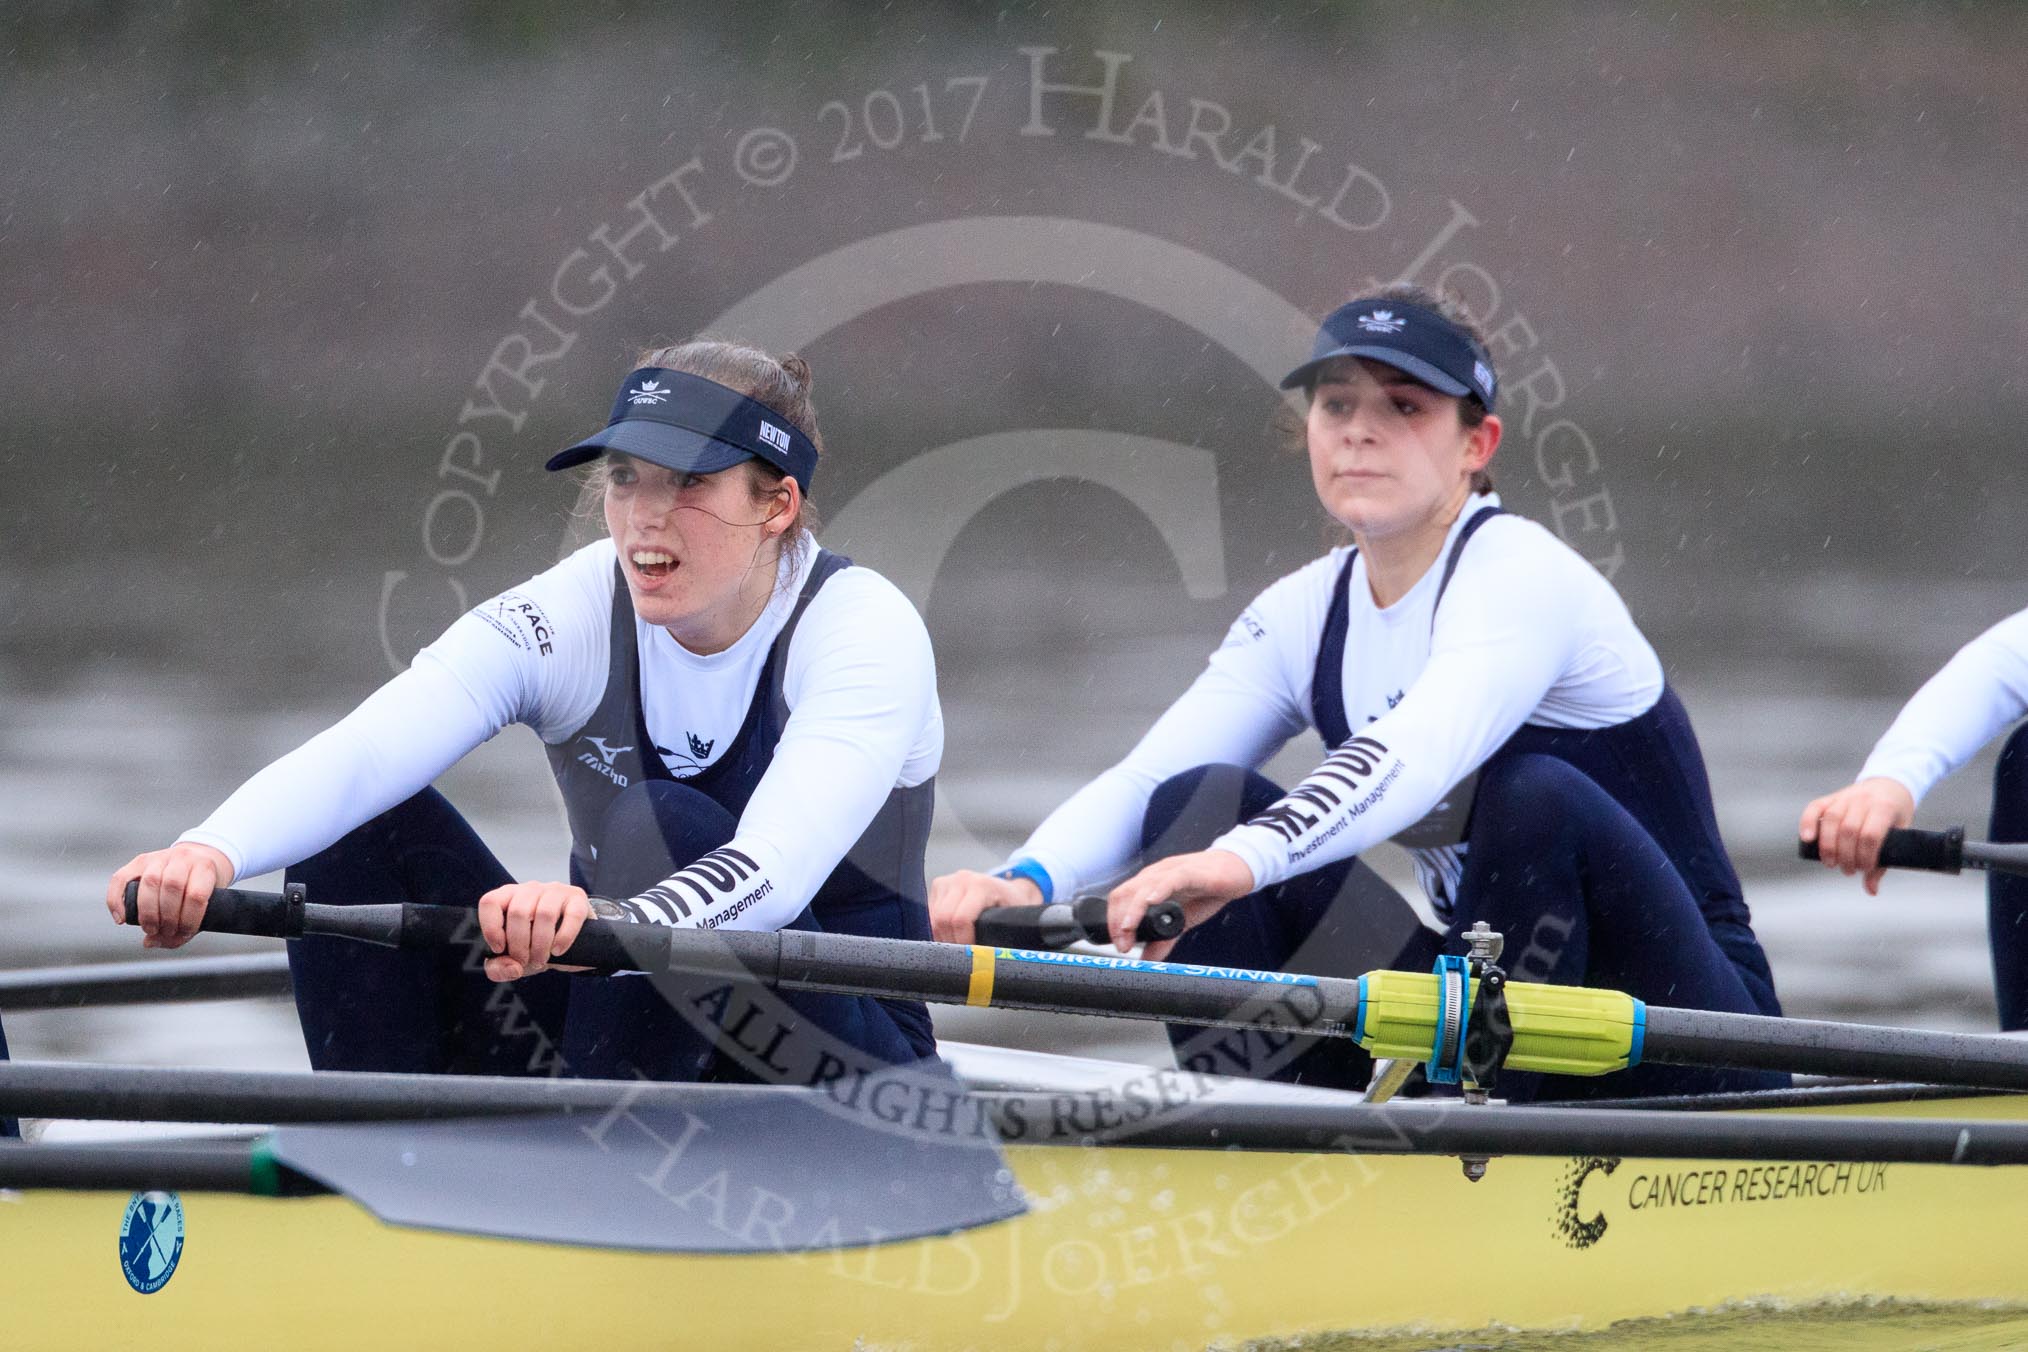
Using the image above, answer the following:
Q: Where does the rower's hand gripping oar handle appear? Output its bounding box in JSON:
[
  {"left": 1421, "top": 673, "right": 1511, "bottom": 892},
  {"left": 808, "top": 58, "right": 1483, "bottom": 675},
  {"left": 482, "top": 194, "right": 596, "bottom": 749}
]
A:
[
  {"left": 973, "top": 895, "right": 1184, "bottom": 950},
  {"left": 122, "top": 880, "right": 306, "bottom": 936},
  {"left": 1798, "top": 826, "right": 2028, "bottom": 879},
  {"left": 120, "top": 881, "right": 668, "bottom": 970},
  {"left": 1797, "top": 826, "right": 1965, "bottom": 873}
]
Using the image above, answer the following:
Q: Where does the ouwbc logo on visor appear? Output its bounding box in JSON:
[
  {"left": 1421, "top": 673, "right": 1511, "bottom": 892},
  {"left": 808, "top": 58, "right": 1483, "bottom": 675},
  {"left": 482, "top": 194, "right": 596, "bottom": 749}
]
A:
[
  {"left": 545, "top": 367, "right": 820, "bottom": 493},
  {"left": 1282, "top": 298, "right": 1497, "bottom": 409}
]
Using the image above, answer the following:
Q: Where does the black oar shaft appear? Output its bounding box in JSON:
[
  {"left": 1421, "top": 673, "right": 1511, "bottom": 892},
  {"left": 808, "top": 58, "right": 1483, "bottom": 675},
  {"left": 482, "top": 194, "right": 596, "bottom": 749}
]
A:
[
  {"left": 0, "top": 1060, "right": 814, "bottom": 1124},
  {"left": 0, "top": 953, "right": 294, "bottom": 1011},
  {"left": 773, "top": 928, "right": 1357, "bottom": 1032},
  {"left": 1643, "top": 1007, "right": 2028, "bottom": 1090},
  {"left": 6, "top": 1063, "right": 2028, "bottom": 1168},
  {"left": 122, "top": 886, "right": 1357, "bottom": 1036},
  {"left": 0, "top": 1140, "right": 300, "bottom": 1194},
  {"left": 976, "top": 1093, "right": 2028, "bottom": 1165},
  {"left": 1964, "top": 840, "right": 2028, "bottom": 876}
]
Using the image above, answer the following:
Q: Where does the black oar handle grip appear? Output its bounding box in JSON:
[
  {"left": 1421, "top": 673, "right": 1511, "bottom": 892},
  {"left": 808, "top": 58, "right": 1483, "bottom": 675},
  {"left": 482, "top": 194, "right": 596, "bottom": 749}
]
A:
[
  {"left": 1796, "top": 825, "right": 1964, "bottom": 873},
  {"left": 121, "top": 881, "right": 300, "bottom": 936},
  {"left": 974, "top": 896, "right": 1185, "bottom": 949},
  {"left": 119, "top": 881, "right": 683, "bottom": 971}
]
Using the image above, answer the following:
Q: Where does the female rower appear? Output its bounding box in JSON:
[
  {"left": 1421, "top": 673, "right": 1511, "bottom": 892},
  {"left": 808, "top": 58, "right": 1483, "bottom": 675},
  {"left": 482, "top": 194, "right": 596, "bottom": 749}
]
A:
[
  {"left": 932, "top": 286, "right": 1785, "bottom": 1101},
  {"left": 107, "top": 340, "right": 943, "bottom": 1081},
  {"left": 1800, "top": 609, "right": 2028, "bottom": 1029}
]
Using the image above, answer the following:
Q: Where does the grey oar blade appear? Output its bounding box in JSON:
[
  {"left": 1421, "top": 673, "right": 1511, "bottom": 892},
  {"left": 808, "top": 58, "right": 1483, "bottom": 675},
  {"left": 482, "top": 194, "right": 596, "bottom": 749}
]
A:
[{"left": 268, "top": 1089, "right": 1025, "bottom": 1254}]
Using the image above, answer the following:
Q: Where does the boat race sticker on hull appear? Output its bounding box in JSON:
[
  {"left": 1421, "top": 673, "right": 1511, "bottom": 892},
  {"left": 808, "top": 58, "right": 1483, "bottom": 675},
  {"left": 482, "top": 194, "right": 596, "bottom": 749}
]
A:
[
  {"left": 1555, "top": 1156, "right": 1891, "bottom": 1250},
  {"left": 118, "top": 1190, "right": 184, "bottom": 1294},
  {"left": 989, "top": 948, "right": 1321, "bottom": 985}
]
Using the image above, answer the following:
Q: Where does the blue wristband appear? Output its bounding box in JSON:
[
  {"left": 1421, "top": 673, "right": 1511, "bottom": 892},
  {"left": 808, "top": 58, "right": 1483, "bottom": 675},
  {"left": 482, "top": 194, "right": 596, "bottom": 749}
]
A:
[{"left": 994, "top": 858, "right": 1054, "bottom": 904}]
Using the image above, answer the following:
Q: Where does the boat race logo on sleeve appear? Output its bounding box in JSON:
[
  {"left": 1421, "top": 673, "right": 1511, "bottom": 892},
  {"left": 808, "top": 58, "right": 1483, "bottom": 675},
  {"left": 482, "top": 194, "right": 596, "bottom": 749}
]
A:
[
  {"left": 476, "top": 594, "right": 556, "bottom": 657},
  {"left": 117, "top": 1191, "right": 184, "bottom": 1294}
]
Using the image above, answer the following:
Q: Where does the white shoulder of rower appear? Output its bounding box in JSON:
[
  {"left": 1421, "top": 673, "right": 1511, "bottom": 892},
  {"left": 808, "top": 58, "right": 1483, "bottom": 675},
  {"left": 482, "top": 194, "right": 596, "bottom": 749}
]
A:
[
  {"left": 784, "top": 557, "right": 944, "bottom": 787},
  {"left": 1430, "top": 510, "right": 1661, "bottom": 723}
]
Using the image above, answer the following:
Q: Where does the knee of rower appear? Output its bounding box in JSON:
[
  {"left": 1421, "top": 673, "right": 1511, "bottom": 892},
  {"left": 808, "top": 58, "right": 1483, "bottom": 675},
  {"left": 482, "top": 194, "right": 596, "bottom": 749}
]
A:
[
  {"left": 1144, "top": 763, "right": 1280, "bottom": 856},
  {"left": 594, "top": 781, "right": 739, "bottom": 890},
  {"left": 1473, "top": 754, "right": 1597, "bottom": 836},
  {"left": 1992, "top": 724, "right": 2028, "bottom": 834},
  {"left": 1998, "top": 723, "right": 2028, "bottom": 787},
  {"left": 287, "top": 790, "right": 446, "bottom": 887}
]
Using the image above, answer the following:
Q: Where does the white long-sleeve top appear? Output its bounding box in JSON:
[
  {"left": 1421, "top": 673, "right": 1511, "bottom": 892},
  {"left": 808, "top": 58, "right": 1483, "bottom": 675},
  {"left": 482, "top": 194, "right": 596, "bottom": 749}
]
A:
[
  {"left": 180, "top": 534, "right": 943, "bottom": 931},
  {"left": 1858, "top": 607, "right": 2028, "bottom": 803},
  {"left": 1010, "top": 496, "right": 1663, "bottom": 915}
]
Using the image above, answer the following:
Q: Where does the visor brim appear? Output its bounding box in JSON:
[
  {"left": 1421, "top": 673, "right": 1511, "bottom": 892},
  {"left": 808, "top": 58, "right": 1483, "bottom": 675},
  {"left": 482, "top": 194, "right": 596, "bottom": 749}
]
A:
[
  {"left": 1279, "top": 345, "right": 1474, "bottom": 397},
  {"left": 545, "top": 421, "right": 759, "bottom": 475}
]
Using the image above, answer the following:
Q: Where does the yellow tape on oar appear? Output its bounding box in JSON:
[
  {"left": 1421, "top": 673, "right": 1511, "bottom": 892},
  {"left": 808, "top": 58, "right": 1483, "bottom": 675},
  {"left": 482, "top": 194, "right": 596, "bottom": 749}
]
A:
[
  {"left": 1355, "top": 971, "right": 1644, "bottom": 1078},
  {"left": 966, "top": 945, "right": 997, "bottom": 1007}
]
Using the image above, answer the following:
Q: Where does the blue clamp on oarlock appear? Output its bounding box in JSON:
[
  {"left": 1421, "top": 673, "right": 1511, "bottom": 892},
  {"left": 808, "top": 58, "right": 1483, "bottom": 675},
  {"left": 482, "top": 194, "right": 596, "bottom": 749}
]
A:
[{"left": 1427, "top": 953, "right": 1472, "bottom": 1085}]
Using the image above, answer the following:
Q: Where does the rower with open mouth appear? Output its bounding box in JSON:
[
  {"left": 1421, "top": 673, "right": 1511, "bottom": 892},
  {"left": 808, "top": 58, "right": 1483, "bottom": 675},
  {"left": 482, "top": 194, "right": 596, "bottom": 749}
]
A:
[
  {"left": 105, "top": 340, "right": 944, "bottom": 1081},
  {"left": 932, "top": 284, "right": 1788, "bottom": 1101}
]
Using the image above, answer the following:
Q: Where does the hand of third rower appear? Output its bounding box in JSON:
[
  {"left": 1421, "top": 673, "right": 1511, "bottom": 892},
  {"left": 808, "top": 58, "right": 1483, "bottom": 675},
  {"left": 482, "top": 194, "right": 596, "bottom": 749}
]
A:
[
  {"left": 107, "top": 843, "right": 236, "bottom": 950},
  {"left": 1799, "top": 776, "right": 1916, "bottom": 896},
  {"left": 1106, "top": 849, "right": 1255, "bottom": 962},
  {"left": 928, "top": 868, "right": 1043, "bottom": 945},
  {"left": 478, "top": 881, "right": 593, "bottom": 982}
]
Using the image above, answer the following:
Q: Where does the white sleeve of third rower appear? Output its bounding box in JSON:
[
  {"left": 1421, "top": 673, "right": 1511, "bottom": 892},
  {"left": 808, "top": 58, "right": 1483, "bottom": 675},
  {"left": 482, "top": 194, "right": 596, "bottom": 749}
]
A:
[
  {"left": 1008, "top": 566, "right": 1322, "bottom": 898},
  {"left": 617, "top": 568, "right": 942, "bottom": 932},
  {"left": 1858, "top": 607, "right": 2028, "bottom": 804},
  {"left": 1208, "top": 541, "right": 1592, "bottom": 892},
  {"left": 176, "top": 544, "right": 616, "bottom": 881}
]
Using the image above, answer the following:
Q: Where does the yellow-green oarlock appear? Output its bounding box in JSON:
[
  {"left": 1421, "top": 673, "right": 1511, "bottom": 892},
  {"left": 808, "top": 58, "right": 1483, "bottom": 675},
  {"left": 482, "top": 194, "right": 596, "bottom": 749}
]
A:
[{"left": 1355, "top": 970, "right": 1644, "bottom": 1078}]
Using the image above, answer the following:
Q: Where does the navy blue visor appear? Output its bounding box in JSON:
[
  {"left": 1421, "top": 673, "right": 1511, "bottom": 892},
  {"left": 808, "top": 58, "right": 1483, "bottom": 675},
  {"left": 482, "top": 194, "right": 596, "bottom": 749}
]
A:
[
  {"left": 1281, "top": 298, "right": 1497, "bottom": 409},
  {"left": 546, "top": 367, "right": 819, "bottom": 493}
]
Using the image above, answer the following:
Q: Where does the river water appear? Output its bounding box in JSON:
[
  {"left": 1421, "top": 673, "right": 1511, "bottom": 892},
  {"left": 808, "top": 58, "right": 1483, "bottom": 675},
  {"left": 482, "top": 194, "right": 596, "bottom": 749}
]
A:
[{"left": 1282, "top": 1301, "right": 2028, "bottom": 1352}]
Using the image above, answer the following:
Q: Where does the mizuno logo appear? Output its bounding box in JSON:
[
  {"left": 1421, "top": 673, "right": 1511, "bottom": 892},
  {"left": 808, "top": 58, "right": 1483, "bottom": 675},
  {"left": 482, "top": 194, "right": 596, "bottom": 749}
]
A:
[
  {"left": 583, "top": 737, "right": 631, "bottom": 765},
  {"left": 627, "top": 380, "right": 668, "bottom": 406},
  {"left": 1473, "top": 360, "right": 1494, "bottom": 394},
  {"left": 1357, "top": 309, "right": 1405, "bottom": 333},
  {"left": 757, "top": 420, "right": 791, "bottom": 453},
  {"left": 577, "top": 736, "right": 632, "bottom": 788},
  {"left": 687, "top": 731, "right": 714, "bottom": 759}
]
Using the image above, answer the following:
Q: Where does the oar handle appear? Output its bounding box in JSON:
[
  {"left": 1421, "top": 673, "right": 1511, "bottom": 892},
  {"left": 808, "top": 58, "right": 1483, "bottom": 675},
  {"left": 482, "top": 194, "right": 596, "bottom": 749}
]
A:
[
  {"left": 120, "top": 881, "right": 675, "bottom": 970},
  {"left": 122, "top": 880, "right": 303, "bottom": 935},
  {"left": 973, "top": 896, "right": 1184, "bottom": 950},
  {"left": 1797, "top": 826, "right": 1964, "bottom": 873}
]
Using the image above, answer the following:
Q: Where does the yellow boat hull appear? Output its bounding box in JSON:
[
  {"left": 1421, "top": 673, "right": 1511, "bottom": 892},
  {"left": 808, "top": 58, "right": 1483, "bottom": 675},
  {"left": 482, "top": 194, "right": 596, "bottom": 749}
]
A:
[{"left": 6, "top": 1095, "right": 2027, "bottom": 1349}]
